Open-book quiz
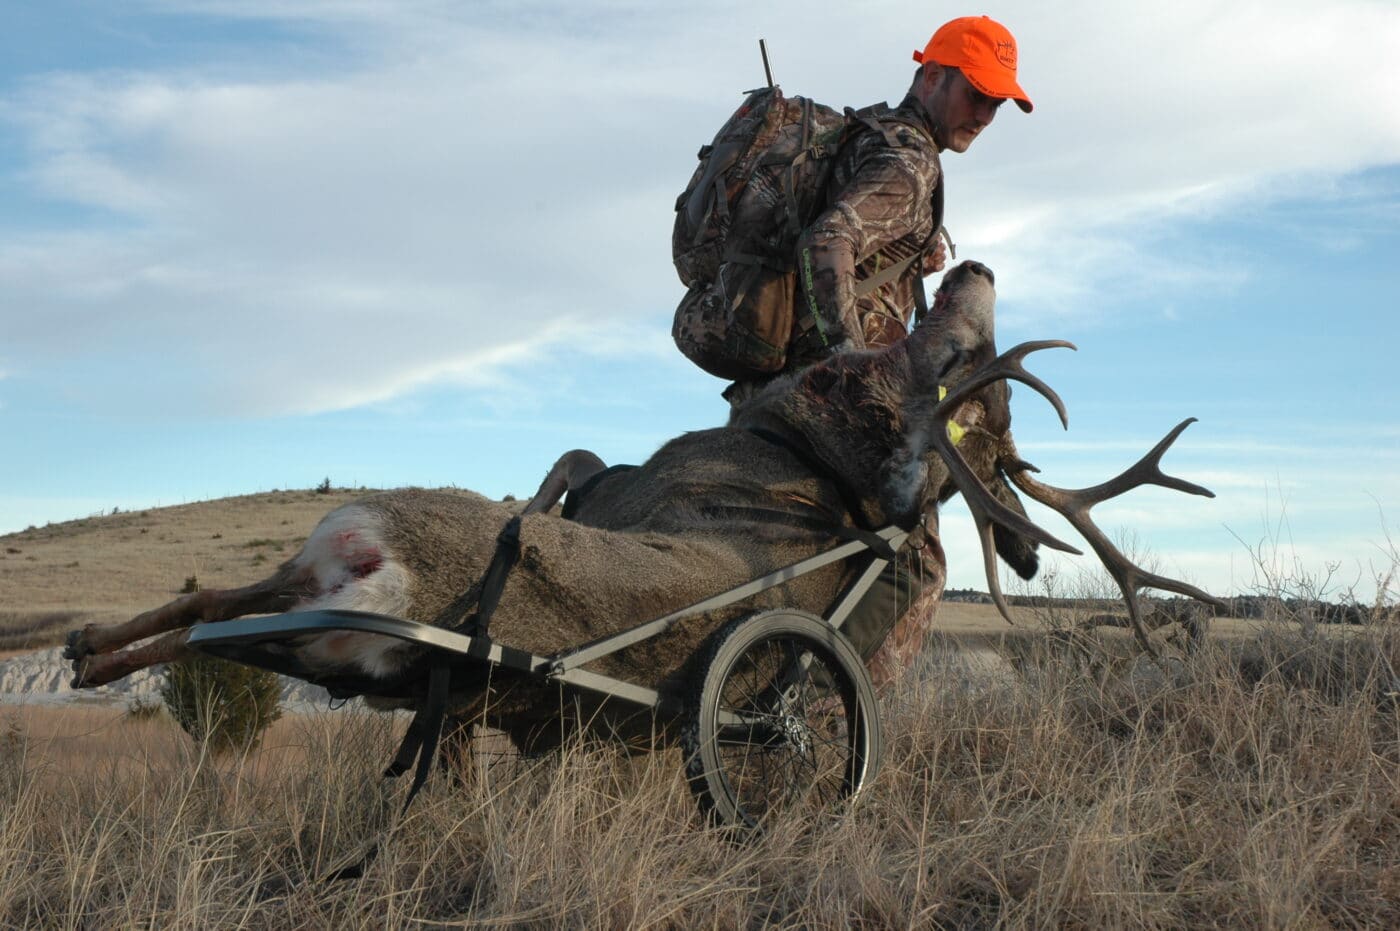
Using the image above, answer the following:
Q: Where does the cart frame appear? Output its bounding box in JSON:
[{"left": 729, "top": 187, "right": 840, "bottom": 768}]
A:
[{"left": 186, "top": 521, "right": 912, "bottom": 837}]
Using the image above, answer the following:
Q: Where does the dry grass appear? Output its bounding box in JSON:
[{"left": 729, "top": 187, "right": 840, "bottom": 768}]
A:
[
  {"left": 3, "top": 620, "right": 1397, "bottom": 929},
  {"left": 4, "top": 490, "right": 1397, "bottom": 925},
  {"left": 0, "top": 612, "right": 83, "bottom": 653}
]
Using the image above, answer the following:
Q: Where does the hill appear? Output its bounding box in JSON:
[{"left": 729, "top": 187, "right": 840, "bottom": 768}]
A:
[{"left": 0, "top": 487, "right": 494, "bottom": 652}]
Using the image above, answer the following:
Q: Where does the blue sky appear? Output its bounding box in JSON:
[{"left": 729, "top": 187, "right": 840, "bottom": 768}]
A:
[{"left": 2, "top": 0, "right": 1398, "bottom": 601}]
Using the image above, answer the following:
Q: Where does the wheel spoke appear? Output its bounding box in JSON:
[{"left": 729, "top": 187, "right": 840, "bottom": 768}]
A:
[{"left": 688, "top": 612, "right": 881, "bottom": 829}]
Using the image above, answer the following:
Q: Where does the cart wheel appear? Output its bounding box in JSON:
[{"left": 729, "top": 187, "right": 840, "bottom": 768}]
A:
[{"left": 683, "top": 610, "right": 881, "bottom": 829}]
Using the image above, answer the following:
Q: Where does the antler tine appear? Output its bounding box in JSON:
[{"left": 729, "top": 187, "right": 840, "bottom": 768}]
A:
[
  {"left": 930, "top": 340, "right": 1077, "bottom": 430},
  {"left": 923, "top": 408, "right": 1083, "bottom": 630},
  {"left": 1071, "top": 418, "right": 1216, "bottom": 505},
  {"left": 899, "top": 339, "right": 1077, "bottom": 628},
  {"left": 974, "top": 516, "right": 1018, "bottom": 628},
  {"left": 1001, "top": 423, "right": 1227, "bottom": 656}
]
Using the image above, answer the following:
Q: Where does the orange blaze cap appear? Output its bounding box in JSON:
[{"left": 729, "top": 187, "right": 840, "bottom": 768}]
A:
[{"left": 913, "top": 15, "right": 1032, "bottom": 113}]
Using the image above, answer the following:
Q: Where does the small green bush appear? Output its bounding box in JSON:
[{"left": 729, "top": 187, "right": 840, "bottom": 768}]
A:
[{"left": 159, "top": 656, "right": 282, "bottom": 754}]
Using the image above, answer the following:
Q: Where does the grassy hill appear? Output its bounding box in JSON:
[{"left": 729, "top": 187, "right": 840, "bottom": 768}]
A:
[{"left": 0, "top": 487, "right": 438, "bottom": 651}]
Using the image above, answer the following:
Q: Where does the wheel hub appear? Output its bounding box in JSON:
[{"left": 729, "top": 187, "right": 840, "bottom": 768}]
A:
[{"left": 777, "top": 706, "right": 811, "bottom": 755}]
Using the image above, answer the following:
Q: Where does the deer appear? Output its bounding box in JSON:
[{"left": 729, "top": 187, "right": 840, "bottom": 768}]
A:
[{"left": 64, "top": 260, "right": 1223, "bottom": 753}]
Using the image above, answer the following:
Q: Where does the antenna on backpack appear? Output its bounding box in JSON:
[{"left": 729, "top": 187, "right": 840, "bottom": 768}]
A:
[{"left": 759, "top": 39, "right": 775, "bottom": 88}]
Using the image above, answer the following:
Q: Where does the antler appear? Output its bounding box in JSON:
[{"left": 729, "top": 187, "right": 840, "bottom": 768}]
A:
[
  {"left": 999, "top": 421, "right": 1228, "bottom": 656},
  {"left": 919, "top": 341, "right": 1226, "bottom": 653},
  {"left": 916, "top": 340, "right": 1081, "bottom": 623}
]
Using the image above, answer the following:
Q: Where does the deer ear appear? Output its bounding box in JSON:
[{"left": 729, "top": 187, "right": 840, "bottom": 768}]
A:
[{"left": 990, "top": 471, "right": 1040, "bottom": 580}]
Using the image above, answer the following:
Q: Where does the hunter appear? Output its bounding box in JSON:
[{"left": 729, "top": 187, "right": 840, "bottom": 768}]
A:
[
  {"left": 732, "top": 16, "right": 1033, "bottom": 683},
  {"left": 726, "top": 14, "right": 1033, "bottom": 407}
]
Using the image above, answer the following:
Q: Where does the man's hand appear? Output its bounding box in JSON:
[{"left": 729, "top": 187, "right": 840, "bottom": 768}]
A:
[{"left": 922, "top": 238, "right": 948, "bottom": 276}]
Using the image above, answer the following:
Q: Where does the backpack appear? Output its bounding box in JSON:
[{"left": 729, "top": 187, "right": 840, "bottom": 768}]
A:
[{"left": 671, "top": 85, "right": 940, "bottom": 381}]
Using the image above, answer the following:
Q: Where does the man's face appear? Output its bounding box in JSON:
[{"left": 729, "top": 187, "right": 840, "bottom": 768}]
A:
[{"left": 918, "top": 66, "right": 1005, "bottom": 153}]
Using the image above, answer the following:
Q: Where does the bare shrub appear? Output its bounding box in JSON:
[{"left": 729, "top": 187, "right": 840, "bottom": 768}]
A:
[
  {"left": 124, "top": 697, "right": 163, "bottom": 721},
  {"left": 158, "top": 656, "right": 282, "bottom": 754}
]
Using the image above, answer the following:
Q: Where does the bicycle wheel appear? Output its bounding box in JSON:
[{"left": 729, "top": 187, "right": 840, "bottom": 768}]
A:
[{"left": 683, "top": 610, "right": 881, "bottom": 829}]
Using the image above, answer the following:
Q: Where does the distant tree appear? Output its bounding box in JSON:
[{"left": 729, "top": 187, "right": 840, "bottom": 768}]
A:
[{"left": 315, "top": 477, "right": 333, "bottom": 495}]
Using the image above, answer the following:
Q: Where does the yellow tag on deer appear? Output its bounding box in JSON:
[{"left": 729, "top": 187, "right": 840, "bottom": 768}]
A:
[{"left": 938, "top": 386, "right": 965, "bottom": 445}]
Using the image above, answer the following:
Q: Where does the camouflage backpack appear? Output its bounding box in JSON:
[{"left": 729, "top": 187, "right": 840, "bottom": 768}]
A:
[{"left": 671, "top": 85, "right": 940, "bottom": 381}]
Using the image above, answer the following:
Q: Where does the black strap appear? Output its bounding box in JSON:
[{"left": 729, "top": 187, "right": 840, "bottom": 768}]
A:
[
  {"left": 912, "top": 161, "right": 947, "bottom": 328},
  {"left": 562, "top": 464, "right": 638, "bottom": 520},
  {"left": 911, "top": 250, "right": 930, "bottom": 325},
  {"left": 323, "top": 656, "right": 451, "bottom": 882},
  {"left": 323, "top": 514, "right": 527, "bottom": 882},
  {"left": 445, "top": 514, "right": 523, "bottom": 638}
]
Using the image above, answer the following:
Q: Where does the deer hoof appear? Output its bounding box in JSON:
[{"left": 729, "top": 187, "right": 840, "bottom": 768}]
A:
[
  {"left": 69, "top": 653, "right": 96, "bottom": 689},
  {"left": 66, "top": 629, "right": 114, "bottom": 689},
  {"left": 69, "top": 651, "right": 123, "bottom": 689},
  {"left": 63, "top": 627, "right": 95, "bottom": 662}
]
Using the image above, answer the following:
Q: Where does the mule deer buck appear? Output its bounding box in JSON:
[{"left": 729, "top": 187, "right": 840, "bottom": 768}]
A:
[{"left": 66, "top": 260, "right": 1222, "bottom": 751}]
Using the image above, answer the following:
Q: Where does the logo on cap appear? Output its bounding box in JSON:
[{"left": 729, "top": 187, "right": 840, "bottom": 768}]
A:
[{"left": 995, "top": 40, "right": 1016, "bottom": 69}]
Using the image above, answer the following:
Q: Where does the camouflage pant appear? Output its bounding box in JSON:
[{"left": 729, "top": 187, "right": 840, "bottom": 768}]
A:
[{"left": 847, "top": 528, "right": 947, "bottom": 690}]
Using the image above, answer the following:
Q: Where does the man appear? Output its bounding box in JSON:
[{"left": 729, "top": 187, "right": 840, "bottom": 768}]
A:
[
  {"left": 732, "top": 16, "right": 1034, "bottom": 684},
  {"left": 726, "top": 14, "right": 1033, "bottom": 407}
]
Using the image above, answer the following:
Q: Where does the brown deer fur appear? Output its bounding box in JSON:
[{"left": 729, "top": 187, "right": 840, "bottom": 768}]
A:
[{"left": 66, "top": 262, "right": 1034, "bottom": 741}]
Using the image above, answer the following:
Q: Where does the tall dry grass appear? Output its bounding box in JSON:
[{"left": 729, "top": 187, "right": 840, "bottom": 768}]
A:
[
  {"left": 3, "top": 616, "right": 1397, "bottom": 929},
  {"left": 0, "top": 611, "right": 83, "bottom": 652}
]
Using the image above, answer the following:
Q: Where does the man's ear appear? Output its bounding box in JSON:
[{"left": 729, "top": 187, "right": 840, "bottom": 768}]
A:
[{"left": 919, "top": 61, "right": 944, "bottom": 92}]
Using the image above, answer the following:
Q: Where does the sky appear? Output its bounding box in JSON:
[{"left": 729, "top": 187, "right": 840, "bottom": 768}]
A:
[{"left": 2, "top": 0, "right": 1398, "bottom": 603}]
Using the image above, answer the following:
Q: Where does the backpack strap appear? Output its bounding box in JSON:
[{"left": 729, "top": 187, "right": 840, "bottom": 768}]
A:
[
  {"left": 846, "top": 103, "right": 903, "bottom": 148},
  {"left": 781, "top": 97, "right": 820, "bottom": 242},
  {"left": 684, "top": 141, "right": 742, "bottom": 246}
]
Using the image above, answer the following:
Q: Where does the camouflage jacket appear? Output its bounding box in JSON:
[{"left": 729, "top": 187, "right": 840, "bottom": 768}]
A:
[{"left": 789, "top": 93, "right": 944, "bottom": 368}]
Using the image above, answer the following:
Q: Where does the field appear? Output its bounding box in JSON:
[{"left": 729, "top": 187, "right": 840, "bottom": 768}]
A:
[{"left": 2, "top": 493, "right": 1398, "bottom": 927}]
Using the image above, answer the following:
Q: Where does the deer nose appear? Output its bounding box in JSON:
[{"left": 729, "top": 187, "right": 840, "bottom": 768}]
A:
[{"left": 962, "top": 260, "right": 994, "bottom": 286}]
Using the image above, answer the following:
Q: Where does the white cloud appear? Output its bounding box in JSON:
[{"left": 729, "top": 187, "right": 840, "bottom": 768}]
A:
[{"left": 1, "top": 0, "right": 1398, "bottom": 418}]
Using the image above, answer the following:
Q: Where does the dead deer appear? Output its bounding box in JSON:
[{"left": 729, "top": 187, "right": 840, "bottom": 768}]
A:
[{"left": 65, "top": 260, "right": 1221, "bottom": 748}]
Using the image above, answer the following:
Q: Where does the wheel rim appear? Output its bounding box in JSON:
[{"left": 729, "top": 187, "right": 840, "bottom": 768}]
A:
[{"left": 705, "top": 631, "right": 869, "bottom": 826}]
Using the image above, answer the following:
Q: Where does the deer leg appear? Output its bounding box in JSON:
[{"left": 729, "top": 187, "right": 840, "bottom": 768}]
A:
[
  {"left": 71, "top": 628, "right": 194, "bottom": 688},
  {"left": 64, "top": 565, "right": 307, "bottom": 664},
  {"left": 521, "top": 449, "right": 607, "bottom": 515}
]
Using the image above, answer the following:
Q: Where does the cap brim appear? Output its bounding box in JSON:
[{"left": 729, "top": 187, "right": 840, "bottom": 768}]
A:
[{"left": 962, "top": 65, "right": 1033, "bottom": 113}]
